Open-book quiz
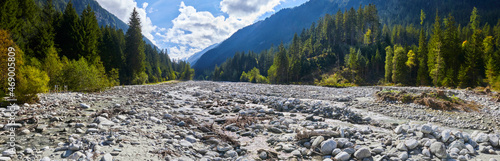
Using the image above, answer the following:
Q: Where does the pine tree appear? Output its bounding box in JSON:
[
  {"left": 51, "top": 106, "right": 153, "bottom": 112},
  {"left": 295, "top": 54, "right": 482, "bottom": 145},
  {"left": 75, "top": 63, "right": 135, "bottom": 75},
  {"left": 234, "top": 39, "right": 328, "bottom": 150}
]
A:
[
  {"left": 80, "top": 5, "right": 100, "bottom": 63},
  {"left": 31, "top": 0, "right": 56, "bottom": 59},
  {"left": 483, "top": 36, "right": 497, "bottom": 85},
  {"left": 289, "top": 33, "right": 302, "bottom": 82},
  {"left": 460, "top": 7, "right": 484, "bottom": 87},
  {"left": 428, "top": 10, "right": 445, "bottom": 86},
  {"left": 124, "top": 8, "right": 146, "bottom": 85},
  {"left": 384, "top": 46, "right": 393, "bottom": 83},
  {"left": 392, "top": 45, "right": 408, "bottom": 84},
  {"left": 442, "top": 15, "right": 460, "bottom": 87},
  {"left": 276, "top": 42, "right": 289, "bottom": 84},
  {"left": 56, "top": 0, "right": 81, "bottom": 60}
]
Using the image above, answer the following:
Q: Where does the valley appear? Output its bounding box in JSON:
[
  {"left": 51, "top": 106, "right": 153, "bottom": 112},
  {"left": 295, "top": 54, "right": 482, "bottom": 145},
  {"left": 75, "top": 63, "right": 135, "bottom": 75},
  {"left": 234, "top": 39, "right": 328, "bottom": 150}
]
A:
[{"left": 1, "top": 81, "right": 499, "bottom": 160}]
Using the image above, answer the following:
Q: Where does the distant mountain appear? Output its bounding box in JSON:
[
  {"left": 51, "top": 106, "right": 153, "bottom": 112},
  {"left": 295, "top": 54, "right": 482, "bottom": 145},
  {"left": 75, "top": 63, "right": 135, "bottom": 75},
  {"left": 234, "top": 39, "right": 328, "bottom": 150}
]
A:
[
  {"left": 36, "top": 0, "right": 155, "bottom": 46},
  {"left": 193, "top": 0, "right": 500, "bottom": 72},
  {"left": 187, "top": 43, "right": 219, "bottom": 65}
]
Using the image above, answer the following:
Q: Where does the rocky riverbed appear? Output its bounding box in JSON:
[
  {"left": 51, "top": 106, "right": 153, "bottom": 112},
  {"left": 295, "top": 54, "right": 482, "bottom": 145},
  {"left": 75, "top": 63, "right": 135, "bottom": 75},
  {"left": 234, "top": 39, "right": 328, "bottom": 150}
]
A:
[{"left": 1, "top": 81, "right": 500, "bottom": 161}]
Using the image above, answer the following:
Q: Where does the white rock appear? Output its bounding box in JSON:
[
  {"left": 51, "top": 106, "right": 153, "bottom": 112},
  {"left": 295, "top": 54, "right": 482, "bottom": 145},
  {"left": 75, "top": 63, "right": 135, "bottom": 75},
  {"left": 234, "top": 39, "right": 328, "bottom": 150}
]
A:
[
  {"left": 185, "top": 135, "right": 197, "bottom": 143},
  {"left": 488, "top": 134, "right": 499, "bottom": 147},
  {"left": 420, "top": 125, "right": 433, "bottom": 134},
  {"left": 422, "top": 148, "right": 431, "bottom": 157},
  {"left": 180, "top": 140, "right": 193, "bottom": 147},
  {"left": 405, "top": 139, "right": 418, "bottom": 150},
  {"left": 353, "top": 147, "right": 371, "bottom": 159},
  {"left": 100, "top": 153, "right": 113, "bottom": 161},
  {"left": 94, "top": 116, "right": 115, "bottom": 126},
  {"left": 0, "top": 157, "right": 11, "bottom": 161},
  {"left": 2, "top": 150, "right": 15, "bottom": 156},
  {"left": 442, "top": 130, "right": 451, "bottom": 142},
  {"left": 397, "top": 142, "right": 408, "bottom": 151},
  {"left": 334, "top": 152, "right": 351, "bottom": 161},
  {"left": 399, "top": 152, "right": 408, "bottom": 160},
  {"left": 430, "top": 142, "right": 447, "bottom": 159},
  {"left": 311, "top": 136, "right": 324, "bottom": 149},
  {"left": 80, "top": 103, "right": 90, "bottom": 109},
  {"left": 39, "top": 157, "right": 50, "bottom": 161},
  {"left": 475, "top": 133, "right": 489, "bottom": 143},
  {"left": 224, "top": 150, "right": 238, "bottom": 158},
  {"left": 320, "top": 139, "right": 337, "bottom": 155},
  {"left": 465, "top": 143, "right": 475, "bottom": 154},
  {"left": 394, "top": 125, "right": 403, "bottom": 134}
]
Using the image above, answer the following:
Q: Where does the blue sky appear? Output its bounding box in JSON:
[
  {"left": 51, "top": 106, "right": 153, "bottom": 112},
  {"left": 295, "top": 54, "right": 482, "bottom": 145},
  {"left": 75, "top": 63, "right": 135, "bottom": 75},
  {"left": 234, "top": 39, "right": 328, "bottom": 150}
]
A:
[{"left": 95, "top": 0, "right": 309, "bottom": 60}]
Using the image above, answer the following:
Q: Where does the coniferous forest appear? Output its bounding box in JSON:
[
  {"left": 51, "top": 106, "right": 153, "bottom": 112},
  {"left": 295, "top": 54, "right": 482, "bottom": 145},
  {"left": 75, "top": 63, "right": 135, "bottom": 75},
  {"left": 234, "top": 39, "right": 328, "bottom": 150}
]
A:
[
  {"left": 1, "top": 0, "right": 500, "bottom": 103},
  {"left": 208, "top": 5, "right": 500, "bottom": 90},
  {"left": 0, "top": 0, "right": 193, "bottom": 103}
]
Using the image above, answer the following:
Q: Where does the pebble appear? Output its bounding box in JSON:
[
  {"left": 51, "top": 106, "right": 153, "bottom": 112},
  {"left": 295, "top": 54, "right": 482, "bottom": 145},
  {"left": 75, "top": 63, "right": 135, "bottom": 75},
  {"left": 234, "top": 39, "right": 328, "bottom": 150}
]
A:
[{"left": 259, "top": 151, "right": 267, "bottom": 160}]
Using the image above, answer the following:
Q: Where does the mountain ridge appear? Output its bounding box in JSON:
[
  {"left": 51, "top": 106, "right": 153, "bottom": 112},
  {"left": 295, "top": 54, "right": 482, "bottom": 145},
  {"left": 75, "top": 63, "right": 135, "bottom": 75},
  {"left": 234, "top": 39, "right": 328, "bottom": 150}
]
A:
[
  {"left": 193, "top": 0, "right": 500, "bottom": 73},
  {"left": 36, "top": 0, "right": 156, "bottom": 46}
]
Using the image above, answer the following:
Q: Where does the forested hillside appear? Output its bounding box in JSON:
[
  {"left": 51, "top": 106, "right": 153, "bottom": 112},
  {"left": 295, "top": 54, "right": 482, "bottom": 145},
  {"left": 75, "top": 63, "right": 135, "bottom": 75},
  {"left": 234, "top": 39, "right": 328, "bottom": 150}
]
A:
[
  {"left": 34, "top": 0, "right": 155, "bottom": 46},
  {"left": 210, "top": 4, "right": 500, "bottom": 90},
  {"left": 0, "top": 0, "right": 191, "bottom": 103},
  {"left": 194, "top": 0, "right": 500, "bottom": 76}
]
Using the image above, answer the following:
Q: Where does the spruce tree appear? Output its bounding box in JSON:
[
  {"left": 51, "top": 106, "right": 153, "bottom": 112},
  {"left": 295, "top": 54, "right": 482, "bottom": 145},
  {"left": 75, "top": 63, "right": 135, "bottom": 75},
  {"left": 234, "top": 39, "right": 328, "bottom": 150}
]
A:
[
  {"left": 428, "top": 10, "right": 444, "bottom": 86},
  {"left": 392, "top": 45, "right": 407, "bottom": 84},
  {"left": 124, "top": 8, "right": 146, "bottom": 84},
  {"left": 80, "top": 5, "right": 100, "bottom": 63},
  {"left": 56, "top": 0, "right": 81, "bottom": 60}
]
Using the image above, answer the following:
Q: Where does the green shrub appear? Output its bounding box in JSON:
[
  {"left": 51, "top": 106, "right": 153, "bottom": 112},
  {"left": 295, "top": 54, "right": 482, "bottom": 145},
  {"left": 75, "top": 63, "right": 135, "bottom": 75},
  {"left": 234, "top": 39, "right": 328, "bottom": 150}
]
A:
[
  {"left": 316, "top": 73, "right": 355, "bottom": 88},
  {"left": 132, "top": 72, "right": 148, "bottom": 85},
  {"left": 16, "top": 65, "right": 50, "bottom": 103},
  {"left": 61, "top": 58, "right": 113, "bottom": 92}
]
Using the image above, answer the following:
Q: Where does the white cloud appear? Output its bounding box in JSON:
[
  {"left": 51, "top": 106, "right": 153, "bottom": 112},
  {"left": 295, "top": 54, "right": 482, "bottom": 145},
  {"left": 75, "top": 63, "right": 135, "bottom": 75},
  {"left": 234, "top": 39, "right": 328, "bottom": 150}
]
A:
[
  {"left": 96, "top": 0, "right": 157, "bottom": 45},
  {"left": 221, "top": 0, "right": 283, "bottom": 21},
  {"left": 159, "top": 0, "right": 283, "bottom": 60}
]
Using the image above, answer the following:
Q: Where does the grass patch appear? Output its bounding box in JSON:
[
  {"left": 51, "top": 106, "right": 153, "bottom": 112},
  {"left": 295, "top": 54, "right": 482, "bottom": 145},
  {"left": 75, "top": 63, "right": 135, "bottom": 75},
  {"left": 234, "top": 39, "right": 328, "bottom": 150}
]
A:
[
  {"left": 145, "top": 80, "right": 180, "bottom": 85},
  {"left": 376, "top": 89, "right": 481, "bottom": 112}
]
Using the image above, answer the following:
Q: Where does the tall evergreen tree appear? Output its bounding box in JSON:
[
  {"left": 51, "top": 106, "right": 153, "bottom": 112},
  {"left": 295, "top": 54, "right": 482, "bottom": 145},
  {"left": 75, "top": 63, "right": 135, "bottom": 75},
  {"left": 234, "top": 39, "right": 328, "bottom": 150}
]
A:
[
  {"left": 384, "top": 46, "right": 393, "bottom": 83},
  {"left": 56, "top": 0, "right": 81, "bottom": 60},
  {"left": 124, "top": 8, "right": 146, "bottom": 85},
  {"left": 460, "top": 7, "right": 484, "bottom": 87},
  {"left": 442, "top": 15, "right": 461, "bottom": 87},
  {"left": 428, "top": 10, "right": 445, "bottom": 86},
  {"left": 392, "top": 45, "right": 408, "bottom": 84},
  {"left": 30, "top": 0, "right": 56, "bottom": 59},
  {"left": 80, "top": 5, "right": 100, "bottom": 63},
  {"left": 417, "top": 10, "right": 430, "bottom": 86}
]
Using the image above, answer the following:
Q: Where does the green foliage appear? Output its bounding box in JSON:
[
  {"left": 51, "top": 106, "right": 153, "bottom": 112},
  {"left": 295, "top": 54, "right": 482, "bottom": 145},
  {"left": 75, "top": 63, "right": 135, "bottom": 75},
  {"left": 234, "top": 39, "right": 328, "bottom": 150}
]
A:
[
  {"left": 392, "top": 45, "right": 408, "bottom": 84},
  {"left": 406, "top": 50, "right": 416, "bottom": 68},
  {"left": 79, "top": 5, "right": 100, "bottom": 63},
  {"left": 42, "top": 46, "right": 64, "bottom": 87},
  {"left": 132, "top": 72, "right": 148, "bottom": 85},
  {"left": 16, "top": 65, "right": 50, "bottom": 103},
  {"left": 179, "top": 63, "right": 194, "bottom": 81},
  {"left": 316, "top": 72, "right": 355, "bottom": 88},
  {"left": 428, "top": 11, "right": 445, "bottom": 86},
  {"left": 60, "top": 57, "right": 113, "bottom": 91},
  {"left": 123, "top": 8, "right": 146, "bottom": 84},
  {"left": 240, "top": 67, "right": 267, "bottom": 83},
  {"left": 470, "top": 7, "right": 480, "bottom": 31},
  {"left": 384, "top": 46, "right": 394, "bottom": 83}
]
